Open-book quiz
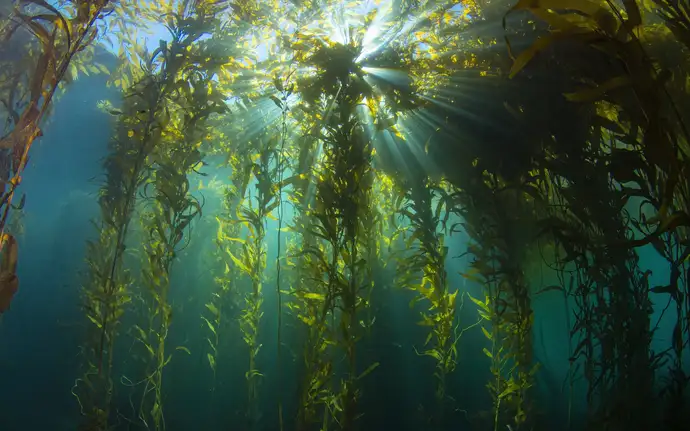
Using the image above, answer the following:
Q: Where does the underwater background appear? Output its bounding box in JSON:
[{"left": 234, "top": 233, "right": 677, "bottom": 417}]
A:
[{"left": 0, "top": 0, "right": 689, "bottom": 430}]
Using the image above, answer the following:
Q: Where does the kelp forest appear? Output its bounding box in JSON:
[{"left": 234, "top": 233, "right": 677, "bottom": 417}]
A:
[{"left": 0, "top": 0, "right": 689, "bottom": 430}]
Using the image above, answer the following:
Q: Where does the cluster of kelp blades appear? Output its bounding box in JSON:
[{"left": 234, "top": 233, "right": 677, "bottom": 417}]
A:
[{"left": 0, "top": 0, "right": 689, "bottom": 431}]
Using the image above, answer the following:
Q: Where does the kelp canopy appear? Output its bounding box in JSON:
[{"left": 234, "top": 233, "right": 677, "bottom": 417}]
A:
[{"left": 1, "top": 0, "right": 690, "bottom": 430}]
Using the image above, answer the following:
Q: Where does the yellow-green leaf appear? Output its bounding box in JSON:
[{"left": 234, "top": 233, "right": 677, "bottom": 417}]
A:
[
  {"left": 205, "top": 302, "right": 219, "bottom": 316},
  {"left": 303, "top": 292, "right": 325, "bottom": 301},
  {"left": 87, "top": 314, "right": 102, "bottom": 328},
  {"left": 356, "top": 362, "right": 380, "bottom": 380},
  {"left": 176, "top": 346, "right": 191, "bottom": 355},
  {"left": 228, "top": 249, "right": 251, "bottom": 275},
  {"left": 202, "top": 316, "right": 217, "bottom": 335},
  {"left": 467, "top": 293, "right": 489, "bottom": 312},
  {"left": 499, "top": 384, "right": 518, "bottom": 399}
]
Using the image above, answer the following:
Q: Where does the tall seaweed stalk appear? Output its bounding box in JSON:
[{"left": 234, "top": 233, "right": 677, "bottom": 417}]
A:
[
  {"left": 204, "top": 163, "right": 250, "bottom": 383},
  {"left": 283, "top": 118, "right": 334, "bottom": 431},
  {"left": 229, "top": 127, "right": 281, "bottom": 429},
  {"left": 455, "top": 176, "right": 539, "bottom": 431},
  {"left": 130, "top": 6, "right": 228, "bottom": 429},
  {"left": 75, "top": 3, "right": 228, "bottom": 429},
  {"left": 395, "top": 174, "right": 462, "bottom": 427},
  {"left": 74, "top": 52, "right": 172, "bottom": 431},
  {"left": 324, "top": 79, "right": 379, "bottom": 430},
  {"left": 272, "top": 71, "right": 294, "bottom": 431},
  {"left": 284, "top": 47, "right": 378, "bottom": 431},
  {"left": 536, "top": 155, "right": 659, "bottom": 429},
  {"left": 506, "top": 0, "right": 683, "bottom": 427}
]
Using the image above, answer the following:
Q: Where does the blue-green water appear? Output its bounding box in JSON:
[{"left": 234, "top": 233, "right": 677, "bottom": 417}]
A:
[{"left": 1, "top": 1, "right": 689, "bottom": 431}]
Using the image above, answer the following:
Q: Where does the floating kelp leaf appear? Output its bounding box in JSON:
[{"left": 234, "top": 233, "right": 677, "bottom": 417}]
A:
[
  {"left": 227, "top": 249, "right": 251, "bottom": 275},
  {"left": 205, "top": 302, "right": 219, "bottom": 316},
  {"left": 422, "top": 349, "right": 442, "bottom": 361},
  {"left": 424, "top": 331, "right": 433, "bottom": 346},
  {"left": 10, "top": 194, "right": 26, "bottom": 210},
  {"left": 498, "top": 383, "right": 519, "bottom": 400},
  {"left": 649, "top": 284, "right": 679, "bottom": 301},
  {"left": 202, "top": 316, "right": 216, "bottom": 335},
  {"left": 504, "top": 0, "right": 614, "bottom": 78},
  {"left": 417, "top": 314, "right": 435, "bottom": 327},
  {"left": 468, "top": 293, "right": 490, "bottom": 313},
  {"left": 461, "top": 269, "right": 483, "bottom": 284},
  {"left": 207, "top": 353, "right": 216, "bottom": 371},
  {"left": 144, "top": 342, "right": 155, "bottom": 358},
  {"left": 356, "top": 362, "right": 380, "bottom": 380},
  {"left": 151, "top": 402, "right": 160, "bottom": 420},
  {"left": 564, "top": 76, "right": 632, "bottom": 102},
  {"left": 302, "top": 292, "right": 325, "bottom": 301},
  {"left": 657, "top": 211, "right": 690, "bottom": 235},
  {"left": 620, "top": 0, "right": 642, "bottom": 28},
  {"left": 206, "top": 338, "right": 216, "bottom": 353},
  {"left": 87, "top": 314, "right": 102, "bottom": 328},
  {"left": 509, "top": 30, "right": 589, "bottom": 78},
  {"left": 509, "top": 0, "right": 606, "bottom": 16},
  {"left": 245, "top": 369, "right": 263, "bottom": 380},
  {"left": 650, "top": 285, "right": 675, "bottom": 295},
  {"left": 176, "top": 346, "right": 191, "bottom": 355}
]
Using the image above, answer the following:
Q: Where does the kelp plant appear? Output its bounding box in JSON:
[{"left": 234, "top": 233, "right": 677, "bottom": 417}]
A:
[
  {"left": 394, "top": 173, "right": 464, "bottom": 427},
  {"left": 227, "top": 105, "right": 282, "bottom": 429},
  {"left": 0, "top": 0, "right": 116, "bottom": 314},
  {"left": 456, "top": 174, "right": 540, "bottom": 431},
  {"left": 286, "top": 32, "right": 382, "bottom": 431},
  {"left": 74, "top": 1, "right": 228, "bottom": 429},
  {"left": 278, "top": 3, "right": 436, "bottom": 427},
  {"left": 204, "top": 161, "right": 251, "bottom": 384},
  {"left": 130, "top": 4, "right": 229, "bottom": 430},
  {"left": 505, "top": 0, "right": 687, "bottom": 428},
  {"left": 281, "top": 88, "right": 334, "bottom": 431}
]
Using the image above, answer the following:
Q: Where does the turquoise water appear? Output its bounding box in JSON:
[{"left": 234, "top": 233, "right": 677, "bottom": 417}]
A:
[{"left": 0, "top": 1, "right": 689, "bottom": 430}]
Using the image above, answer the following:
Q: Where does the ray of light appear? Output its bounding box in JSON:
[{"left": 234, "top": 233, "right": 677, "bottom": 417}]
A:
[
  {"left": 361, "top": 67, "right": 413, "bottom": 87},
  {"left": 231, "top": 101, "right": 284, "bottom": 146},
  {"left": 416, "top": 93, "right": 496, "bottom": 128}
]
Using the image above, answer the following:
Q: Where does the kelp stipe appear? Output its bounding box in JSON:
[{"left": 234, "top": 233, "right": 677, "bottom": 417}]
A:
[{"left": 272, "top": 71, "right": 294, "bottom": 431}]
